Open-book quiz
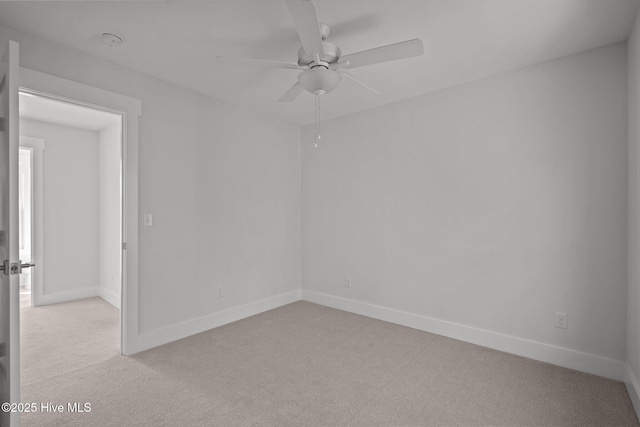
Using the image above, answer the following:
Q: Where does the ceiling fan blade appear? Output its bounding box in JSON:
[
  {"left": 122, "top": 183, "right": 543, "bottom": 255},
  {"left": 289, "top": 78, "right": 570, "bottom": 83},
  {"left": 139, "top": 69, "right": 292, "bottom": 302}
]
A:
[
  {"left": 279, "top": 82, "right": 305, "bottom": 102},
  {"left": 339, "top": 38, "right": 424, "bottom": 69},
  {"left": 286, "top": 0, "right": 325, "bottom": 61},
  {"left": 217, "top": 56, "right": 304, "bottom": 70},
  {"left": 339, "top": 71, "right": 380, "bottom": 95},
  {"left": 330, "top": 61, "right": 350, "bottom": 70}
]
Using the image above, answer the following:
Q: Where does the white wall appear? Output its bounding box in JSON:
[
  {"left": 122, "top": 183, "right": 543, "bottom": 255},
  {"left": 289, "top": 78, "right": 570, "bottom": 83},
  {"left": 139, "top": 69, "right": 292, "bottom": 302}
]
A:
[
  {"left": 302, "top": 44, "right": 628, "bottom": 369},
  {"left": 20, "top": 118, "right": 99, "bottom": 299},
  {"left": 627, "top": 9, "right": 640, "bottom": 413},
  {"left": 98, "top": 120, "right": 121, "bottom": 308},
  {"left": 0, "top": 24, "right": 301, "bottom": 348}
]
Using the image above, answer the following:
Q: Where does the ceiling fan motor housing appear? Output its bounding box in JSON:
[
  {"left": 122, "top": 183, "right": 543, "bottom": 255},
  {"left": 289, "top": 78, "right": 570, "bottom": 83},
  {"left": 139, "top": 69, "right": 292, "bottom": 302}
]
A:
[{"left": 297, "top": 42, "right": 342, "bottom": 67}]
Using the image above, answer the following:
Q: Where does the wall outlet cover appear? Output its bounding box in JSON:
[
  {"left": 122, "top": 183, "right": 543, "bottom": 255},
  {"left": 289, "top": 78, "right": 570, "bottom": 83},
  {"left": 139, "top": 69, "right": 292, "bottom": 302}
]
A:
[
  {"left": 344, "top": 276, "right": 352, "bottom": 288},
  {"left": 555, "top": 312, "right": 568, "bottom": 329}
]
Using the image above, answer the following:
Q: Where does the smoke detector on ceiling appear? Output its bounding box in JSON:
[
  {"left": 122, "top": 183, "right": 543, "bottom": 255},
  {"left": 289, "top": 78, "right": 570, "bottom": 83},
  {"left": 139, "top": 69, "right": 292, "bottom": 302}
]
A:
[{"left": 102, "top": 33, "right": 123, "bottom": 48}]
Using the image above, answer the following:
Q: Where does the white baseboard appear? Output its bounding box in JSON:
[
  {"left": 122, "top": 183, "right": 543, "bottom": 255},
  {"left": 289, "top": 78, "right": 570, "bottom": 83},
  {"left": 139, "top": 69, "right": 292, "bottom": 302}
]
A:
[
  {"left": 36, "top": 287, "right": 99, "bottom": 306},
  {"left": 135, "top": 289, "right": 302, "bottom": 353},
  {"left": 625, "top": 364, "right": 640, "bottom": 421},
  {"left": 98, "top": 287, "right": 121, "bottom": 309},
  {"left": 302, "top": 290, "right": 625, "bottom": 381}
]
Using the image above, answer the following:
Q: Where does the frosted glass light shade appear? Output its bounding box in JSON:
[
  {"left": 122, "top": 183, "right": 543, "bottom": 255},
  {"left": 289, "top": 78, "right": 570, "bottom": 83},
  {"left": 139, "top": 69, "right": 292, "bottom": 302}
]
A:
[{"left": 298, "top": 68, "right": 341, "bottom": 95}]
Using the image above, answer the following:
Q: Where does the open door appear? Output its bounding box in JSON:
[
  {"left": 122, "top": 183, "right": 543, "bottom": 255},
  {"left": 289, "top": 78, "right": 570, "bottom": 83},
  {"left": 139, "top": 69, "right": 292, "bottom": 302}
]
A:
[{"left": 0, "top": 40, "right": 21, "bottom": 427}]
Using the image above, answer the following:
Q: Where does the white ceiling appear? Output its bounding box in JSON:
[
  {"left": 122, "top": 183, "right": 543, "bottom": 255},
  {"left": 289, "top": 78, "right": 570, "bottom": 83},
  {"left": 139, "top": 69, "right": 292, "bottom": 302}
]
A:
[
  {"left": 20, "top": 92, "right": 121, "bottom": 131},
  {"left": 1, "top": 0, "right": 638, "bottom": 126}
]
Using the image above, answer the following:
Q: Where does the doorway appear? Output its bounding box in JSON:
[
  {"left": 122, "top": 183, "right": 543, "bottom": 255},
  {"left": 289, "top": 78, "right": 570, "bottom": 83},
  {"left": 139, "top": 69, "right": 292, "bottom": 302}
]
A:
[
  {"left": 18, "top": 66, "right": 142, "bottom": 356},
  {"left": 18, "top": 92, "right": 125, "bottom": 371}
]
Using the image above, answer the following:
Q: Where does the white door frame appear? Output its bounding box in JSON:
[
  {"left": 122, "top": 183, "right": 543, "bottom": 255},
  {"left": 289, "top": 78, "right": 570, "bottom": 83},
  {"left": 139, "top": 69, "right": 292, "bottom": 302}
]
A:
[
  {"left": 18, "top": 136, "right": 44, "bottom": 309},
  {"left": 18, "top": 67, "right": 141, "bottom": 356}
]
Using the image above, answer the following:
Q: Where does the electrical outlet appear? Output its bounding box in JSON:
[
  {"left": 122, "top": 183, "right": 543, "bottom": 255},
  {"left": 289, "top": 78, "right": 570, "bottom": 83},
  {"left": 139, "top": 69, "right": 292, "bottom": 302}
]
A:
[
  {"left": 555, "top": 312, "right": 568, "bottom": 329},
  {"left": 344, "top": 276, "right": 352, "bottom": 288},
  {"left": 217, "top": 286, "right": 224, "bottom": 298}
]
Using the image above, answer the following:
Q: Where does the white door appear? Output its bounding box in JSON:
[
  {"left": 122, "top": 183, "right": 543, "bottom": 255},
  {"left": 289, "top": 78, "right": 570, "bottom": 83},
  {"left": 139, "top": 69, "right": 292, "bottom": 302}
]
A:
[{"left": 0, "top": 40, "right": 21, "bottom": 427}]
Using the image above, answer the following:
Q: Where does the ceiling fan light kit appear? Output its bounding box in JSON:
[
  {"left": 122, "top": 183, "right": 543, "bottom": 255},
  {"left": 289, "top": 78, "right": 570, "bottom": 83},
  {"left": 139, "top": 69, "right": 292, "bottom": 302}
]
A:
[{"left": 298, "top": 66, "right": 341, "bottom": 95}]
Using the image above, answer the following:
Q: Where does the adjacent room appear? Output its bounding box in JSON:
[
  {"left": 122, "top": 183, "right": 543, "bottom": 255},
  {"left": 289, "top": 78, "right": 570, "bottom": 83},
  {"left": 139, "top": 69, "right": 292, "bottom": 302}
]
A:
[
  {"left": 18, "top": 92, "right": 123, "bottom": 388},
  {"left": 0, "top": 0, "right": 639, "bottom": 425}
]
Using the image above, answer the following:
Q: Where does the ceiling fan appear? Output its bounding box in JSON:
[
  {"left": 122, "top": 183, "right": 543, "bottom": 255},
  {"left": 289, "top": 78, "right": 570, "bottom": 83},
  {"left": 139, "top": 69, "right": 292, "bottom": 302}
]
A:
[{"left": 217, "top": 0, "right": 424, "bottom": 102}]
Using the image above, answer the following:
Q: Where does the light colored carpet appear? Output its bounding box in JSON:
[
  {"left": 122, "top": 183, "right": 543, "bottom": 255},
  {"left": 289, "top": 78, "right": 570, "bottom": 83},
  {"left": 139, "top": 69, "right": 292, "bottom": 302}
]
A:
[
  {"left": 20, "top": 294, "right": 119, "bottom": 387},
  {"left": 19, "top": 299, "right": 640, "bottom": 426}
]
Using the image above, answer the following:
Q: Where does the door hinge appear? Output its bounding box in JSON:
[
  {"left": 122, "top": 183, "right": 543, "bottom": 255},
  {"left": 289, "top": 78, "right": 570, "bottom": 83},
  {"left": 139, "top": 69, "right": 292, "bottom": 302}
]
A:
[{"left": 122, "top": 242, "right": 127, "bottom": 250}]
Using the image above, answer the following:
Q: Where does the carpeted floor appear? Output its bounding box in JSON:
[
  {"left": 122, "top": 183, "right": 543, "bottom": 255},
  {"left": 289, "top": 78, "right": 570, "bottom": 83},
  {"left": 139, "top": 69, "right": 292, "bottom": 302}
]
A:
[
  {"left": 20, "top": 294, "right": 120, "bottom": 387},
  {"left": 19, "top": 298, "right": 640, "bottom": 426}
]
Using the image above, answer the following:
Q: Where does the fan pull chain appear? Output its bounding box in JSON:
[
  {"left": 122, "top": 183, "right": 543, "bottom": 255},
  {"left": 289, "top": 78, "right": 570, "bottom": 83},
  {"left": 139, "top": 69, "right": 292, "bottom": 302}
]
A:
[{"left": 314, "top": 94, "right": 321, "bottom": 148}]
